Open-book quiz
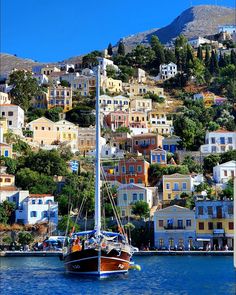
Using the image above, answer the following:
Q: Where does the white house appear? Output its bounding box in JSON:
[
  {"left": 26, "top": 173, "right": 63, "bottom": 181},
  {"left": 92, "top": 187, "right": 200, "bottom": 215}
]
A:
[
  {"left": 188, "top": 37, "right": 211, "bottom": 48},
  {"left": 213, "top": 161, "right": 236, "bottom": 184},
  {"left": 117, "top": 183, "right": 153, "bottom": 217},
  {"left": 15, "top": 194, "right": 58, "bottom": 226},
  {"left": 0, "top": 92, "right": 11, "bottom": 104},
  {"left": 130, "top": 97, "right": 152, "bottom": 112},
  {"left": 99, "top": 95, "right": 130, "bottom": 114},
  {"left": 97, "top": 57, "right": 119, "bottom": 77},
  {"left": 33, "top": 73, "right": 49, "bottom": 85},
  {"left": 159, "top": 63, "right": 177, "bottom": 80},
  {"left": 0, "top": 104, "right": 24, "bottom": 135},
  {"left": 200, "top": 130, "right": 236, "bottom": 154}
]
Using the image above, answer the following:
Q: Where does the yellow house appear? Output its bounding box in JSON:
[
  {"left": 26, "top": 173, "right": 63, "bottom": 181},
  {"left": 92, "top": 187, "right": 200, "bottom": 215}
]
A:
[
  {"left": 41, "top": 66, "right": 61, "bottom": 76},
  {"left": 0, "top": 143, "right": 13, "bottom": 158},
  {"left": 77, "top": 126, "right": 96, "bottom": 153},
  {"left": 0, "top": 168, "right": 15, "bottom": 188},
  {"left": 0, "top": 117, "right": 8, "bottom": 135},
  {"left": 101, "top": 77, "right": 122, "bottom": 94},
  {"left": 195, "top": 200, "right": 234, "bottom": 249},
  {"left": 125, "top": 83, "right": 164, "bottom": 97},
  {"left": 154, "top": 205, "right": 196, "bottom": 249},
  {"left": 26, "top": 117, "right": 78, "bottom": 151},
  {"left": 72, "top": 75, "right": 96, "bottom": 97},
  {"left": 163, "top": 173, "right": 194, "bottom": 202},
  {"left": 47, "top": 86, "right": 72, "bottom": 112},
  {"left": 117, "top": 183, "right": 153, "bottom": 217},
  {"left": 148, "top": 111, "right": 173, "bottom": 135}
]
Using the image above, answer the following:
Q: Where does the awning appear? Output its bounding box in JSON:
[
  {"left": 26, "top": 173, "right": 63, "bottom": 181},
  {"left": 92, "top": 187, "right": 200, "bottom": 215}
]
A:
[{"left": 197, "top": 238, "right": 210, "bottom": 242}]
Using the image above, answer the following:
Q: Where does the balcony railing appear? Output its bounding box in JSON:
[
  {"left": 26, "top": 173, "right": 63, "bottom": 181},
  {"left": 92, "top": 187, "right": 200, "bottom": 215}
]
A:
[{"left": 164, "top": 226, "right": 186, "bottom": 230}]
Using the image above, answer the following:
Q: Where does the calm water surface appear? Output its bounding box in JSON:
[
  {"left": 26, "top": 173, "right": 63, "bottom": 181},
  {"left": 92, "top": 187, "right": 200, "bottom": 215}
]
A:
[{"left": 0, "top": 256, "right": 235, "bottom": 295}]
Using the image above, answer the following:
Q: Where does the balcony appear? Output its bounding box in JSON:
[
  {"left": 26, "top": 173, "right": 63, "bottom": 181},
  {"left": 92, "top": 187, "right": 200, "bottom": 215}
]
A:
[
  {"left": 213, "top": 229, "right": 225, "bottom": 235},
  {"left": 164, "top": 226, "right": 186, "bottom": 230},
  {"left": 140, "top": 143, "right": 149, "bottom": 148}
]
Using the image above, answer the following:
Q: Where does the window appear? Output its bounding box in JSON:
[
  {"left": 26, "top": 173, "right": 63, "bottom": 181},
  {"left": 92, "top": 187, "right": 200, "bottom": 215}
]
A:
[
  {"left": 129, "top": 178, "right": 134, "bottom": 183},
  {"left": 2, "top": 112, "right": 5, "bottom": 116},
  {"left": 169, "top": 238, "right": 174, "bottom": 247},
  {"left": 129, "top": 165, "right": 134, "bottom": 173},
  {"left": 32, "top": 200, "right": 36, "bottom": 204},
  {"left": 159, "top": 220, "right": 164, "bottom": 227},
  {"left": 177, "top": 220, "right": 183, "bottom": 228},
  {"left": 138, "top": 179, "right": 142, "bottom": 184},
  {"left": 224, "top": 170, "right": 227, "bottom": 177},
  {"left": 43, "top": 211, "right": 48, "bottom": 218},
  {"left": 8, "top": 111, "right": 13, "bottom": 116},
  {"left": 199, "top": 222, "right": 204, "bottom": 230},
  {"left": 173, "top": 183, "right": 179, "bottom": 191},
  {"left": 4, "top": 150, "right": 9, "bottom": 157},
  {"left": 137, "top": 165, "right": 142, "bottom": 173},
  {"left": 228, "top": 222, "right": 234, "bottom": 230},
  {"left": 9, "top": 121, "right": 12, "bottom": 126},
  {"left": 30, "top": 211, "right": 37, "bottom": 217},
  {"left": 198, "top": 206, "right": 203, "bottom": 215},
  {"left": 207, "top": 222, "right": 213, "bottom": 230},
  {"left": 41, "top": 127, "right": 45, "bottom": 130},
  {"left": 166, "top": 183, "right": 170, "bottom": 189},
  {"left": 211, "top": 137, "right": 216, "bottom": 144},
  {"left": 139, "top": 193, "right": 144, "bottom": 200},
  {"left": 38, "top": 199, "right": 43, "bottom": 204},
  {"left": 167, "top": 193, "right": 171, "bottom": 200},
  {"left": 220, "top": 137, "right": 225, "bottom": 144},
  {"left": 228, "top": 137, "right": 232, "bottom": 144},
  {"left": 217, "top": 222, "right": 222, "bottom": 229},
  {"left": 50, "top": 212, "right": 55, "bottom": 217},
  {"left": 123, "top": 193, "right": 127, "bottom": 201},
  {"left": 122, "top": 210, "right": 126, "bottom": 217},
  {"left": 5, "top": 178, "right": 11, "bottom": 182},
  {"left": 228, "top": 206, "right": 233, "bottom": 215},
  {"left": 207, "top": 206, "right": 213, "bottom": 215},
  {"left": 159, "top": 239, "right": 164, "bottom": 247},
  {"left": 121, "top": 166, "right": 126, "bottom": 173},
  {"left": 186, "top": 219, "right": 191, "bottom": 227},
  {"left": 178, "top": 239, "right": 184, "bottom": 247},
  {"left": 132, "top": 193, "right": 137, "bottom": 201},
  {"left": 182, "top": 183, "right": 187, "bottom": 190}
]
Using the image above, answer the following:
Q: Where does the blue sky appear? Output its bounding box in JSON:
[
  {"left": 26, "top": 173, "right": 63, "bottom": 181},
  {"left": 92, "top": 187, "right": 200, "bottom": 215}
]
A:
[{"left": 0, "top": 0, "right": 235, "bottom": 62}]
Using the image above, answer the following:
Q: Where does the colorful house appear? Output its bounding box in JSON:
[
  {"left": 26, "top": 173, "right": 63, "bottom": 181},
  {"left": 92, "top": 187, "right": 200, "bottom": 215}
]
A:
[
  {"left": 213, "top": 161, "right": 236, "bottom": 184},
  {"left": 162, "top": 135, "right": 181, "bottom": 153},
  {"left": 148, "top": 111, "right": 173, "bottom": 135},
  {"left": 105, "top": 111, "right": 129, "bottom": 131},
  {"left": 105, "top": 157, "right": 150, "bottom": 186},
  {"left": 117, "top": 183, "right": 153, "bottom": 217},
  {"left": 150, "top": 148, "right": 167, "bottom": 165},
  {"left": 154, "top": 205, "right": 196, "bottom": 250},
  {"left": 47, "top": 86, "right": 72, "bottom": 112},
  {"left": 0, "top": 143, "right": 13, "bottom": 158},
  {"left": 130, "top": 97, "right": 152, "bottom": 112},
  {"left": 195, "top": 200, "right": 234, "bottom": 250},
  {"left": 131, "top": 133, "right": 163, "bottom": 157},
  {"left": 162, "top": 173, "right": 194, "bottom": 203}
]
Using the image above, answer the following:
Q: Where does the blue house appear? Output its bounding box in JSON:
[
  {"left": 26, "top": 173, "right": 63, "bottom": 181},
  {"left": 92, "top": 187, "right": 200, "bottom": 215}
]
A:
[
  {"left": 162, "top": 135, "right": 181, "bottom": 153},
  {"left": 150, "top": 148, "right": 167, "bottom": 164}
]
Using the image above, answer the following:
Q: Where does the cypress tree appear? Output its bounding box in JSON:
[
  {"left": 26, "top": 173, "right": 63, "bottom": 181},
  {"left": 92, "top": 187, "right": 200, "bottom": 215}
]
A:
[
  {"left": 150, "top": 35, "right": 165, "bottom": 71},
  {"left": 218, "top": 51, "right": 226, "bottom": 68},
  {"left": 117, "top": 41, "right": 125, "bottom": 56},
  {"left": 230, "top": 49, "right": 236, "bottom": 65},
  {"left": 209, "top": 50, "right": 219, "bottom": 75},
  {"left": 197, "top": 46, "right": 203, "bottom": 60},
  {"left": 107, "top": 43, "right": 113, "bottom": 56},
  {"left": 205, "top": 46, "right": 210, "bottom": 68}
]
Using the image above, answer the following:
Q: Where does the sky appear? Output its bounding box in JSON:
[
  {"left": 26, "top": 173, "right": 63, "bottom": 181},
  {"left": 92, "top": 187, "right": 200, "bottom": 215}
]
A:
[{"left": 0, "top": 0, "right": 235, "bottom": 62}]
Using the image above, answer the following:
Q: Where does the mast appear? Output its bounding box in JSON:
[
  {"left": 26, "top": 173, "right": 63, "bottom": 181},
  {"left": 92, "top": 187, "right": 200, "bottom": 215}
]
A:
[{"left": 95, "top": 65, "right": 101, "bottom": 236}]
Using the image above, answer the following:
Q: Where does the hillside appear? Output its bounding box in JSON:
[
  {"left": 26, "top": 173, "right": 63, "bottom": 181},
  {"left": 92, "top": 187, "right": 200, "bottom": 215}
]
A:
[
  {"left": 119, "top": 5, "right": 235, "bottom": 48},
  {"left": 0, "top": 53, "right": 41, "bottom": 78}
]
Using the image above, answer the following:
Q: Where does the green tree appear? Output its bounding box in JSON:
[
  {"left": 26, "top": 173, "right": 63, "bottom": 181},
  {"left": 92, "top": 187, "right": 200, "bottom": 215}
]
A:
[
  {"left": 209, "top": 50, "right": 219, "bottom": 75},
  {"left": 118, "top": 65, "right": 135, "bottom": 82},
  {"left": 60, "top": 80, "right": 70, "bottom": 87},
  {"left": 204, "top": 46, "right": 210, "bottom": 68},
  {"left": 107, "top": 43, "right": 113, "bottom": 56},
  {"left": 45, "top": 107, "right": 63, "bottom": 122},
  {"left": 106, "top": 65, "right": 117, "bottom": 79},
  {"left": 197, "top": 46, "right": 203, "bottom": 60},
  {"left": 182, "top": 156, "right": 202, "bottom": 173},
  {"left": 18, "top": 232, "right": 34, "bottom": 245},
  {"left": 192, "top": 59, "right": 206, "bottom": 85},
  {"left": 9, "top": 70, "right": 41, "bottom": 111},
  {"left": 220, "top": 150, "right": 236, "bottom": 163},
  {"left": 230, "top": 49, "right": 236, "bottom": 65},
  {"left": 117, "top": 41, "right": 125, "bottom": 56},
  {"left": 150, "top": 35, "right": 165, "bottom": 73},
  {"left": 203, "top": 154, "right": 220, "bottom": 174},
  {"left": 144, "top": 92, "right": 165, "bottom": 103},
  {"left": 220, "top": 179, "right": 234, "bottom": 200},
  {"left": 131, "top": 201, "right": 150, "bottom": 218},
  {"left": 57, "top": 216, "right": 80, "bottom": 233},
  {"left": 164, "top": 48, "right": 176, "bottom": 64},
  {"left": 82, "top": 50, "right": 101, "bottom": 68},
  {"left": 0, "top": 156, "right": 18, "bottom": 174}
]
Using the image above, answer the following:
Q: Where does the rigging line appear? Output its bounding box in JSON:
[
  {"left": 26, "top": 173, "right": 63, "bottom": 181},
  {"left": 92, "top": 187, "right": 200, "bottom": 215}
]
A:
[{"left": 101, "top": 167, "right": 126, "bottom": 236}]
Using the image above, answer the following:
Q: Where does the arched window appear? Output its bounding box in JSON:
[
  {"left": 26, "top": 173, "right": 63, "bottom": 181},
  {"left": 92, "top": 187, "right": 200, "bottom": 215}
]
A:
[{"left": 38, "top": 199, "right": 43, "bottom": 204}]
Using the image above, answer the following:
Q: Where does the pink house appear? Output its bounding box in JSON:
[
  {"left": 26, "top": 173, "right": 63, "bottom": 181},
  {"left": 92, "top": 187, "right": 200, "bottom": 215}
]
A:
[{"left": 105, "top": 111, "right": 129, "bottom": 131}]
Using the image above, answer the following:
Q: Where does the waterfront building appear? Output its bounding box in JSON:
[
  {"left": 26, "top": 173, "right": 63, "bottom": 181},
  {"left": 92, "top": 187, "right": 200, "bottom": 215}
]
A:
[
  {"left": 131, "top": 133, "right": 163, "bottom": 157},
  {"left": 195, "top": 200, "right": 234, "bottom": 250},
  {"left": 117, "top": 183, "right": 153, "bottom": 217},
  {"left": 0, "top": 92, "right": 11, "bottom": 104},
  {"left": 15, "top": 193, "right": 58, "bottom": 226},
  {"left": 150, "top": 148, "right": 167, "bottom": 165},
  {"left": 0, "top": 104, "right": 24, "bottom": 135},
  {"left": 200, "top": 129, "right": 236, "bottom": 154},
  {"left": 213, "top": 161, "right": 236, "bottom": 184},
  {"left": 148, "top": 111, "right": 173, "bottom": 135},
  {"left": 162, "top": 173, "right": 194, "bottom": 203},
  {"left": 154, "top": 205, "right": 196, "bottom": 250},
  {"left": 105, "top": 157, "right": 150, "bottom": 186}
]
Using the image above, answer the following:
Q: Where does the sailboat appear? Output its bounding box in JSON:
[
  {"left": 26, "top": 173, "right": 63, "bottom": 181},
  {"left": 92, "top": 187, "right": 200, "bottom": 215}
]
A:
[{"left": 63, "top": 66, "right": 132, "bottom": 276}]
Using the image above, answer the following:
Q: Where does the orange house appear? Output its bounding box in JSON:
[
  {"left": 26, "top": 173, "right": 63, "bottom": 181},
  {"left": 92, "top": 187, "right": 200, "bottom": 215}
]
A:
[
  {"left": 105, "top": 157, "right": 150, "bottom": 186},
  {"left": 132, "top": 133, "right": 163, "bottom": 157}
]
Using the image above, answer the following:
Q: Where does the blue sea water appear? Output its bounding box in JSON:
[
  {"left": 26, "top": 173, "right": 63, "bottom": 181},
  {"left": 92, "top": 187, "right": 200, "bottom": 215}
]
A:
[{"left": 0, "top": 256, "right": 235, "bottom": 295}]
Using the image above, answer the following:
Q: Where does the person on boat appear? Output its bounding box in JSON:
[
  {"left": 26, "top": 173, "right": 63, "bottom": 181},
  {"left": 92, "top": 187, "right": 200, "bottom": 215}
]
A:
[{"left": 71, "top": 237, "right": 82, "bottom": 252}]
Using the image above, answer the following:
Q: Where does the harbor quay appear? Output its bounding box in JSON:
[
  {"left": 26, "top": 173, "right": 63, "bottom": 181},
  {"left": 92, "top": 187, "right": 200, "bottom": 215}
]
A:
[{"left": 0, "top": 250, "right": 233, "bottom": 257}]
